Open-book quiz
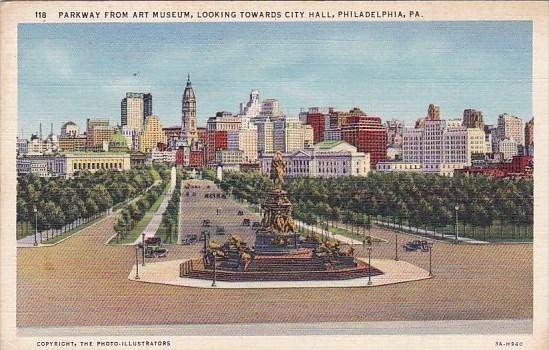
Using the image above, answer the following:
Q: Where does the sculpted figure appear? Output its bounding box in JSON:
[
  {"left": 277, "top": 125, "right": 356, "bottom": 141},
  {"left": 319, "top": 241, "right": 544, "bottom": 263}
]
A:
[{"left": 270, "top": 151, "right": 285, "bottom": 190}]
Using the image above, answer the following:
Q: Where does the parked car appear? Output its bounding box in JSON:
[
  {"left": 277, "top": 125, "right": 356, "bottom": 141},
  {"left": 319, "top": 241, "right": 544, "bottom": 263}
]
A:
[
  {"left": 202, "top": 219, "right": 211, "bottom": 227},
  {"left": 144, "top": 237, "right": 161, "bottom": 246},
  {"left": 182, "top": 234, "right": 198, "bottom": 245},
  {"left": 252, "top": 221, "right": 261, "bottom": 228},
  {"left": 237, "top": 210, "right": 244, "bottom": 216},
  {"left": 145, "top": 246, "right": 168, "bottom": 258},
  {"left": 215, "top": 226, "right": 226, "bottom": 235},
  {"left": 403, "top": 240, "right": 429, "bottom": 252},
  {"left": 242, "top": 218, "right": 251, "bottom": 226}
]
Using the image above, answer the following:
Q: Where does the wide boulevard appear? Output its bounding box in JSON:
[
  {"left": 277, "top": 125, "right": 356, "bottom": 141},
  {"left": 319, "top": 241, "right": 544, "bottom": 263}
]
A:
[{"left": 17, "top": 179, "right": 532, "bottom": 330}]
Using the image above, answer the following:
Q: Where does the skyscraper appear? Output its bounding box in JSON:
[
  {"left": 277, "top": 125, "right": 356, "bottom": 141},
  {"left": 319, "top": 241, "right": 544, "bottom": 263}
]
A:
[
  {"left": 427, "top": 104, "right": 441, "bottom": 121},
  {"left": 525, "top": 117, "right": 534, "bottom": 147},
  {"left": 121, "top": 92, "right": 152, "bottom": 131},
  {"left": 496, "top": 113, "right": 523, "bottom": 145},
  {"left": 181, "top": 74, "right": 197, "bottom": 144},
  {"left": 462, "top": 109, "right": 485, "bottom": 129}
]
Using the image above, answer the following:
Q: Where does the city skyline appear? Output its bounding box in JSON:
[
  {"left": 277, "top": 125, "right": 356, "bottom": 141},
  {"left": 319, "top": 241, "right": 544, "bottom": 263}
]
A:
[{"left": 18, "top": 21, "right": 532, "bottom": 138}]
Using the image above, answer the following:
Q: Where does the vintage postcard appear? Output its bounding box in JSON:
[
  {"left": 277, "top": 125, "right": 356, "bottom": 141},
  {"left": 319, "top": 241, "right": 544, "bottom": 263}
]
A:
[{"left": 1, "top": 1, "right": 548, "bottom": 350}]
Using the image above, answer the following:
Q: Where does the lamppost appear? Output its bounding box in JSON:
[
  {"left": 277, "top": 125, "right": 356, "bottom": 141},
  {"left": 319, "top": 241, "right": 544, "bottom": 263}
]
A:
[
  {"left": 134, "top": 245, "right": 140, "bottom": 280},
  {"left": 141, "top": 232, "right": 146, "bottom": 266},
  {"left": 324, "top": 223, "right": 329, "bottom": 242},
  {"left": 454, "top": 205, "right": 459, "bottom": 243},
  {"left": 427, "top": 241, "right": 434, "bottom": 276},
  {"left": 211, "top": 252, "right": 217, "bottom": 287},
  {"left": 367, "top": 243, "right": 373, "bottom": 286},
  {"left": 394, "top": 230, "right": 399, "bottom": 261},
  {"left": 33, "top": 206, "right": 38, "bottom": 246}
]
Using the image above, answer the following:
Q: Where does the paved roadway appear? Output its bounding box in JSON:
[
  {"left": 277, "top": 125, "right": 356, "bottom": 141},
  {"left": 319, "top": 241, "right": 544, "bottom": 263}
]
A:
[{"left": 17, "top": 179, "right": 532, "bottom": 329}]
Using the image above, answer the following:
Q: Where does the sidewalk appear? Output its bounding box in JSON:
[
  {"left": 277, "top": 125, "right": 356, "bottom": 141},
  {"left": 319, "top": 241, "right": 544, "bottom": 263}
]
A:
[
  {"left": 128, "top": 258, "right": 431, "bottom": 289},
  {"left": 133, "top": 167, "right": 176, "bottom": 244},
  {"left": 374, "top": 221, "right": 488, "bottom": 244},
  {"left": 17, "top": 212, "right": 112, "bottom": 247},
  {"left": 296, "top": 221, "right": 365, "bottom": 245}
]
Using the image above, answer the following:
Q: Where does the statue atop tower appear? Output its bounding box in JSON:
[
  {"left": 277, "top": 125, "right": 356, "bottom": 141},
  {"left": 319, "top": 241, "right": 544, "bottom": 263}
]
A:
[{"left": 181, "top": 73, "right": 197, "bottom": 145}]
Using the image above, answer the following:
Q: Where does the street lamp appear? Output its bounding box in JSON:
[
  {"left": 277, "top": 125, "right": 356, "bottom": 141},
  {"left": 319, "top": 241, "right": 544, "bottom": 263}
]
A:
[
  {"left": 134, "top": 245, "right": 140, "bottom": 280},
  {"left": 141, "top": 233, "right": 146, "bottom": 266},
  {"left": 454, "top": 205, "right": 459, "bottom": 243},
  {"left": 211, "top": 252, "right": 217, "bottom": 287},
  {"left": 33, "top": 206, "right": 38, "bottom": 246},
  {"left": 427, "top": 241, "right": 434, "bottom": 276},
  {"left": 394, "top": 230, "right": 399, "bottom": 261},
  {"left": 367, "top": 244, "right": 373, "bottom": 286}
]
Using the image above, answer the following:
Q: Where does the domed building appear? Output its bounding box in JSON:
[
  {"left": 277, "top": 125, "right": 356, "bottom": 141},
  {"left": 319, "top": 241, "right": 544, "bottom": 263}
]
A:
[
  {"left": 61, "top": 121, "right": 79, "bottom": 137},
  {"left": 108, "top": 129, "right": 130, "bottom": 152}
]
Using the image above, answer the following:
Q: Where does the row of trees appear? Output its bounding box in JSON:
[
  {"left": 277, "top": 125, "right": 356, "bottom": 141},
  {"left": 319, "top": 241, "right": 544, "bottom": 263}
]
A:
[
  {"left": 113, "top": 182, "right": 165, "bottom": 242},
  {"left": 159, "top": 171, "right": 184, "bottom": 244},
  {"left": 16, "top": 166, "right": 161, "bottom": 240},
  {"left": 218, "top": 171, "right": 533, "bottom": 240}
]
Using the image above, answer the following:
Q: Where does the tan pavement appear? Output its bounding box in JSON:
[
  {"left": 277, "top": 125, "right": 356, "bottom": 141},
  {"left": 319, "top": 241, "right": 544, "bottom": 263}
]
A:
[{"left": 17, "top": 179, "right": 532, "bottom": 327}]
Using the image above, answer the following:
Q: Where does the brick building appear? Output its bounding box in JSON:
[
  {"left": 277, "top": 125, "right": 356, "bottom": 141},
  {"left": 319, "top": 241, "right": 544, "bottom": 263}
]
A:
[{"left": 340, "top": 115, "right": 387, "bottom": 167}]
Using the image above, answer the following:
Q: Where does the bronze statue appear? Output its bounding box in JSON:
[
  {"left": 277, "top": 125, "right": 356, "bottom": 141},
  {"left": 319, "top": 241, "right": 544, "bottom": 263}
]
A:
[{"left": 270, "top": 151, "right": 285, "bottom": 190}]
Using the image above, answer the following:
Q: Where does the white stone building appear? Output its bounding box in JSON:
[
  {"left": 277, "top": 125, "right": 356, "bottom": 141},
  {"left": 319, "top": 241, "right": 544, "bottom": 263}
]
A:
[
  {"left": 216, "top": 149, "right": 246, "bottom": 165},
  {"left": 227, "top": 128, "right": 258, "bottom": 162},
  {"left": 399, "top": 119, "right": 486, "bottom": 175},
  {"left": 16, "top": 137, "right": 28, "bottom": 156},
  {"left": 496, "top": 113, "right": 523, "bottom": 146},
  {"left": 497, "top": 137, "right": 518, "bottom": 160},
  {"left": 376, "top": 162, "right": 422, "bottom": 173},
  {"left": 254, "top": 118, "right": 274, "bottom": 154},
  {"left": 273, "top": 118, "right": 314, "bottom": 153},
  {"left": 148, "top": 150, "right": 177, "bottom": 164},
  {"left": 259, "top": 141, "right": 369, "bottom": 178}
]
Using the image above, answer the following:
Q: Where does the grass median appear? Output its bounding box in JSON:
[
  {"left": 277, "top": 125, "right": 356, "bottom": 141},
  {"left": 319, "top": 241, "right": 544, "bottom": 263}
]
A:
[{"left": 116, "top": 183, "right": 169, "bottom": 244}]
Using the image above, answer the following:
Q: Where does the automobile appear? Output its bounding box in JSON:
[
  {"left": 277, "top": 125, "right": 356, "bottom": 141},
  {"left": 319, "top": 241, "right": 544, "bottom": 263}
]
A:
[
  {"left": 403, "top": 240, "right": 429, "bottom": 252},
  {"left": 252, "top": 221, "right": 261, "bottom": 228},
  {"left": 242, "top": 218, "right": 251, "bottom": 226},
  {"left": 237, "top": 210, "right": 244, "bottom": 216},
  {"left": 215, "top": 226, "right": 226, "bottom": 235},
  {"left": 145, "top": 246, "right": 168, "bottom": 258},
  {"left": 144, "top": 236, "right": 161, "bottom": 246},
  {"left": 221, "top": 194, "right": 227, "bottom": 199},
  {"left": 202, "top": 219, "right": 211, "bottom": 227},
  {"left": 182, "top": 234, "right": 198, "bottom": 245},
  {"left": 192, "top": 192, "right": 196, "bottom": 197}
]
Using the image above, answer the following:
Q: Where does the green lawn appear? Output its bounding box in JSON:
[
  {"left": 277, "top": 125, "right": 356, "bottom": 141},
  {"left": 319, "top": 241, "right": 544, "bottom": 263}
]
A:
[
  {"left": 116, "top": 183, "right": 169, "bottom": 244},
  {"left": 377, "top": 216, "right": 532, "bottom": 242},
  {"left": 326, "top": 225, "right": 385, "bottom": 243},
  {"left": 42, "top": 215, "right": 107, "bottom": 245},
  {"left": 156, "top": 224, "right": 178, "bottom": 244}
]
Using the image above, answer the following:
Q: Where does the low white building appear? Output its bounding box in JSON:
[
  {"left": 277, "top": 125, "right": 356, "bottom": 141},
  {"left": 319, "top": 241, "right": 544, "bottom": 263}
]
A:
[
  {"left": 497, "top": 137, "right": 518, "bottom": 160},
  {"left": 147, "top": 150, "right": 177, "bottom": 164},
  {"left": 17, "top": 155, "right": 66, "bottom": 177},
  {"left": 376, "top": 162, "right": 422, "bottom": 173},
  {"left": 216, "top": 149, "right": 246, "bottom": 165},
  {"left": 259, "top": 141, "right": 369, "bottom": 178}
]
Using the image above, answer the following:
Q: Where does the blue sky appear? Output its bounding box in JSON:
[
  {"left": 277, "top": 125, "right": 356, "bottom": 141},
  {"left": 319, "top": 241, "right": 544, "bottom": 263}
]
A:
[{"left": 18, "top": 22, "right": 531, "bottom": 138}]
